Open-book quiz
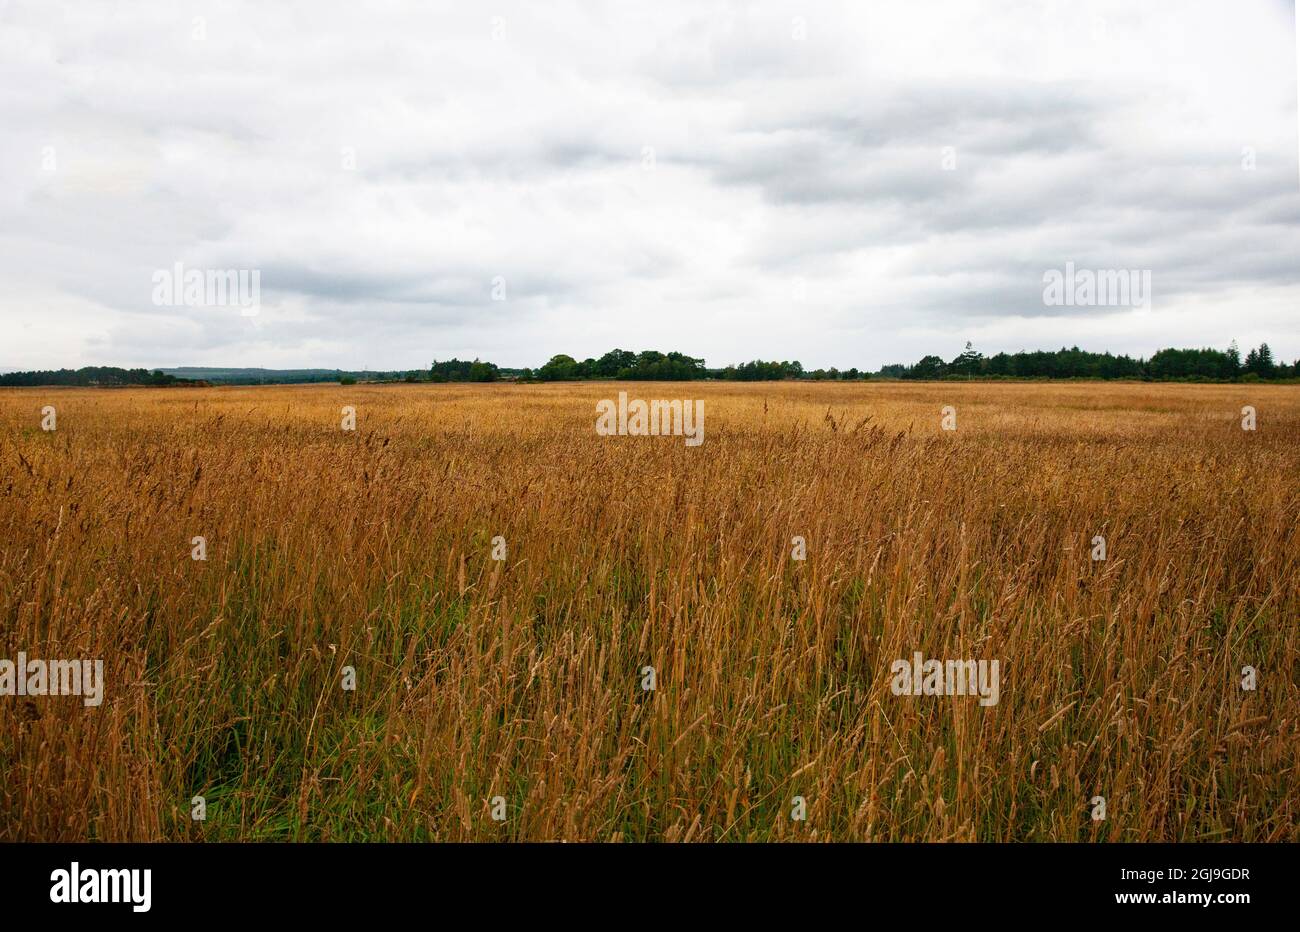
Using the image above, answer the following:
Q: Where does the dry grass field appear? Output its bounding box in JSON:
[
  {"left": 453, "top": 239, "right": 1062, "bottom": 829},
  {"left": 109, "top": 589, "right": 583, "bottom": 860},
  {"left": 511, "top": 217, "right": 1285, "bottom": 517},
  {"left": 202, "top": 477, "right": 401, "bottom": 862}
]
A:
[{"left": 0, "top": 380, "right": 1296, "bottom": 842}]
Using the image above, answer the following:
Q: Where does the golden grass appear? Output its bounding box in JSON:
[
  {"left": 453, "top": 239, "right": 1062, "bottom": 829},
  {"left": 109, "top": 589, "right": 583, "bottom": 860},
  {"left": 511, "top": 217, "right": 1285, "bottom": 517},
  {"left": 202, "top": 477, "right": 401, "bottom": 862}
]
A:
[{"left": 0, "top": 380, "right": 1296, "bottom": 841}]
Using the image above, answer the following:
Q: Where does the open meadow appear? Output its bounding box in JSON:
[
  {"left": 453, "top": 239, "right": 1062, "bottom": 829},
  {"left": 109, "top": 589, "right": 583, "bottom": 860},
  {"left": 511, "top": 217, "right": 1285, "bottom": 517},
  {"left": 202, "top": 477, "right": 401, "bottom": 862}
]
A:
[{"left": 1, "top": 380, "right": 1296, "bottom": 841}]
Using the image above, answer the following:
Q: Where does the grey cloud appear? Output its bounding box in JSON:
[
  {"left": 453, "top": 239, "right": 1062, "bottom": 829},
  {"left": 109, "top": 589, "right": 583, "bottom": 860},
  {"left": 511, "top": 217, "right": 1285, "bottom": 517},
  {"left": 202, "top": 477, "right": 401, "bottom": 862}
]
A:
[{"left": 0, "top": 0, "right": 1296, "bottom": 371}]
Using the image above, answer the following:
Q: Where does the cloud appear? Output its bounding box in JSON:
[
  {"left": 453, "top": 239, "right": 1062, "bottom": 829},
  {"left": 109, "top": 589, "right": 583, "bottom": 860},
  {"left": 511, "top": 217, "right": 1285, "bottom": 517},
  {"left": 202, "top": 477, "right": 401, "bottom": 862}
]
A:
[{"left": 0, "top": 0, "right": 1296, "bottom": 372}]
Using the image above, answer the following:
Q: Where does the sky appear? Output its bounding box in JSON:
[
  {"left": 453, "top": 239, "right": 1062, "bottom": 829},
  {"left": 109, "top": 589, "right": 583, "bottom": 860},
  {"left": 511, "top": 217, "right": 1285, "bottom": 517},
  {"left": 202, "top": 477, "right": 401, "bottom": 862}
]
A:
[{"left": 1, "top": 0, "right": 1297, "bottom": 372}]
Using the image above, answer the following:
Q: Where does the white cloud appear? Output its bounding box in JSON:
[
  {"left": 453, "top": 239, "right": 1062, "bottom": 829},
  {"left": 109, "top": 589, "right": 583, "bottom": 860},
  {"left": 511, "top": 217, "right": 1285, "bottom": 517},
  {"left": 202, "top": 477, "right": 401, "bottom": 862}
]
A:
[{"left": 0, "top": 0, "right": 1296, "bottom": 371}]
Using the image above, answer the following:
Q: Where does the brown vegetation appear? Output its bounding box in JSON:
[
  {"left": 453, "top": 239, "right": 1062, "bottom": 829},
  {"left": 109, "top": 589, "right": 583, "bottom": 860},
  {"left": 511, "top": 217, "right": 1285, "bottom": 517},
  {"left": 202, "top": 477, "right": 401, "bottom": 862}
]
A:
[{"left": 1, "top": 380, "right": 1296, "bottom": 841}]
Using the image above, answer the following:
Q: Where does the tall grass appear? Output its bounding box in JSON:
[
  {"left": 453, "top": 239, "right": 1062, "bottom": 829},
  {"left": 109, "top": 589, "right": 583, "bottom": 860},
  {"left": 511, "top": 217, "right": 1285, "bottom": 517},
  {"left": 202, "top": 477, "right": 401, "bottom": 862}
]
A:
[{"left": 0, "top": 381, "right": 1296, "bottom": 841}]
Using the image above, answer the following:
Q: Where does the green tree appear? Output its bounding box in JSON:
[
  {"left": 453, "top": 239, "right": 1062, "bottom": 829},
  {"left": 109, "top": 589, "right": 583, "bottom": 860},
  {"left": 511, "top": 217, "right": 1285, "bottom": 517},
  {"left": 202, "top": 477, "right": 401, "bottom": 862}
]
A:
[
  {"left": 538, "top": 354, "right": 579, "bottom": 381},
  {"left": 907, "top": 355, "right": 947, "bottom": 380},
  {"left": 949, "top": 342, "right": 984, "bottom": 377}
]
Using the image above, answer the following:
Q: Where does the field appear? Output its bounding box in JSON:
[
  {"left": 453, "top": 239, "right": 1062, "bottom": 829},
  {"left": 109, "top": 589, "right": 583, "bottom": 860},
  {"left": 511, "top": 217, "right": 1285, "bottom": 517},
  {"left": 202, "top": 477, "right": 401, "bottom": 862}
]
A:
[{"left": 0, "top": 380, "right": 1296, "bottom": 842}]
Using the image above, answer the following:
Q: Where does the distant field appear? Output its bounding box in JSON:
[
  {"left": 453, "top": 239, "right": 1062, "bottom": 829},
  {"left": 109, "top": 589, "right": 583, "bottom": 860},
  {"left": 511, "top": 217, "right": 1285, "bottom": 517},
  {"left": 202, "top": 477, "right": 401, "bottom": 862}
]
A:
[{"left": 1, "top": 381, "right": 1296, "bottom": 841}]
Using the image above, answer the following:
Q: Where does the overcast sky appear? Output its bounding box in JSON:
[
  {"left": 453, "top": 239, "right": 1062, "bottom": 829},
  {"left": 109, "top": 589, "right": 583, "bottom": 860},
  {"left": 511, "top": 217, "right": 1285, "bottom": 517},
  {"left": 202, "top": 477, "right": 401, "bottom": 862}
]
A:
[{"left": 2, "top": 0, "right": 1297, "bottom": 372}]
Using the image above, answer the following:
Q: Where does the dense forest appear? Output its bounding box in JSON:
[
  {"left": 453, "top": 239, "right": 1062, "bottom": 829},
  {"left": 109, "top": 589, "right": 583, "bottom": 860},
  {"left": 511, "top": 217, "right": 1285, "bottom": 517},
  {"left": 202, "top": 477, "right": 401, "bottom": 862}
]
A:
[
  {"left": 0, "top": 367, "right": 201, "bottom": 387},
  {"left": 878, "top": 341, "right": 1291, "bottom": 382},
  {"left": 3, "top": 343, "right": 1294, "bottom": 386},
  {"left": 519, "top": 342, "right": 1295, "bottom": 382}
]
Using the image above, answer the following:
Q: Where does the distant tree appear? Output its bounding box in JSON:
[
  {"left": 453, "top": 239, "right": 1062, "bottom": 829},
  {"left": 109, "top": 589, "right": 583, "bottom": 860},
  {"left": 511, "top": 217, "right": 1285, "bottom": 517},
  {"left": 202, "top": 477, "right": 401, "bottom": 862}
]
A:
[
  {"left": 537, "top": 354, "right": 579, "bottom": 381},
  {"left": 949, "top": 342, "right": 984, "bottom": 377},
  {"left": 1255, "top": 343, "right": 1276, "bottom": 377},
  {"left": 724, "top": 359, "right": 802, "bottom": 381},
  {"left": 595, "top": 349, "right": 636, "bottom": 377},
  {"left": 430, "top": 357, "right": 500, "bottom": 382},
  {"left": 907, "top": 355, "right": 947, "bottom": 380},
  {"left": 984, "top": 352, "right": 1012, "bottom": 377},
  {"left": 467, "top": 359, "right": 499, "bottom": 382},
  {"left": 0, "top": 367, "right": 199, "bottom": 387}
]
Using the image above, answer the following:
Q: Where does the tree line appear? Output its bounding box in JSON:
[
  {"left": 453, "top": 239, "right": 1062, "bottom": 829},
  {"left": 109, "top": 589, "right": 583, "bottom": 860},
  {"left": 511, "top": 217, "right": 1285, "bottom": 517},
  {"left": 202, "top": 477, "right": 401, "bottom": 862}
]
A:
[
  {"left": 882, "top": 341, "right": 1293, "bottom": 381},
  {"left": 512, "top": 342, "right": 1296, "bottom": 382},
  {"left": 0, "top": 367, "right": 201, "bottom": 387},
  {"left": 3, "top": 343, "right": 1294, "bottom": 387}
]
